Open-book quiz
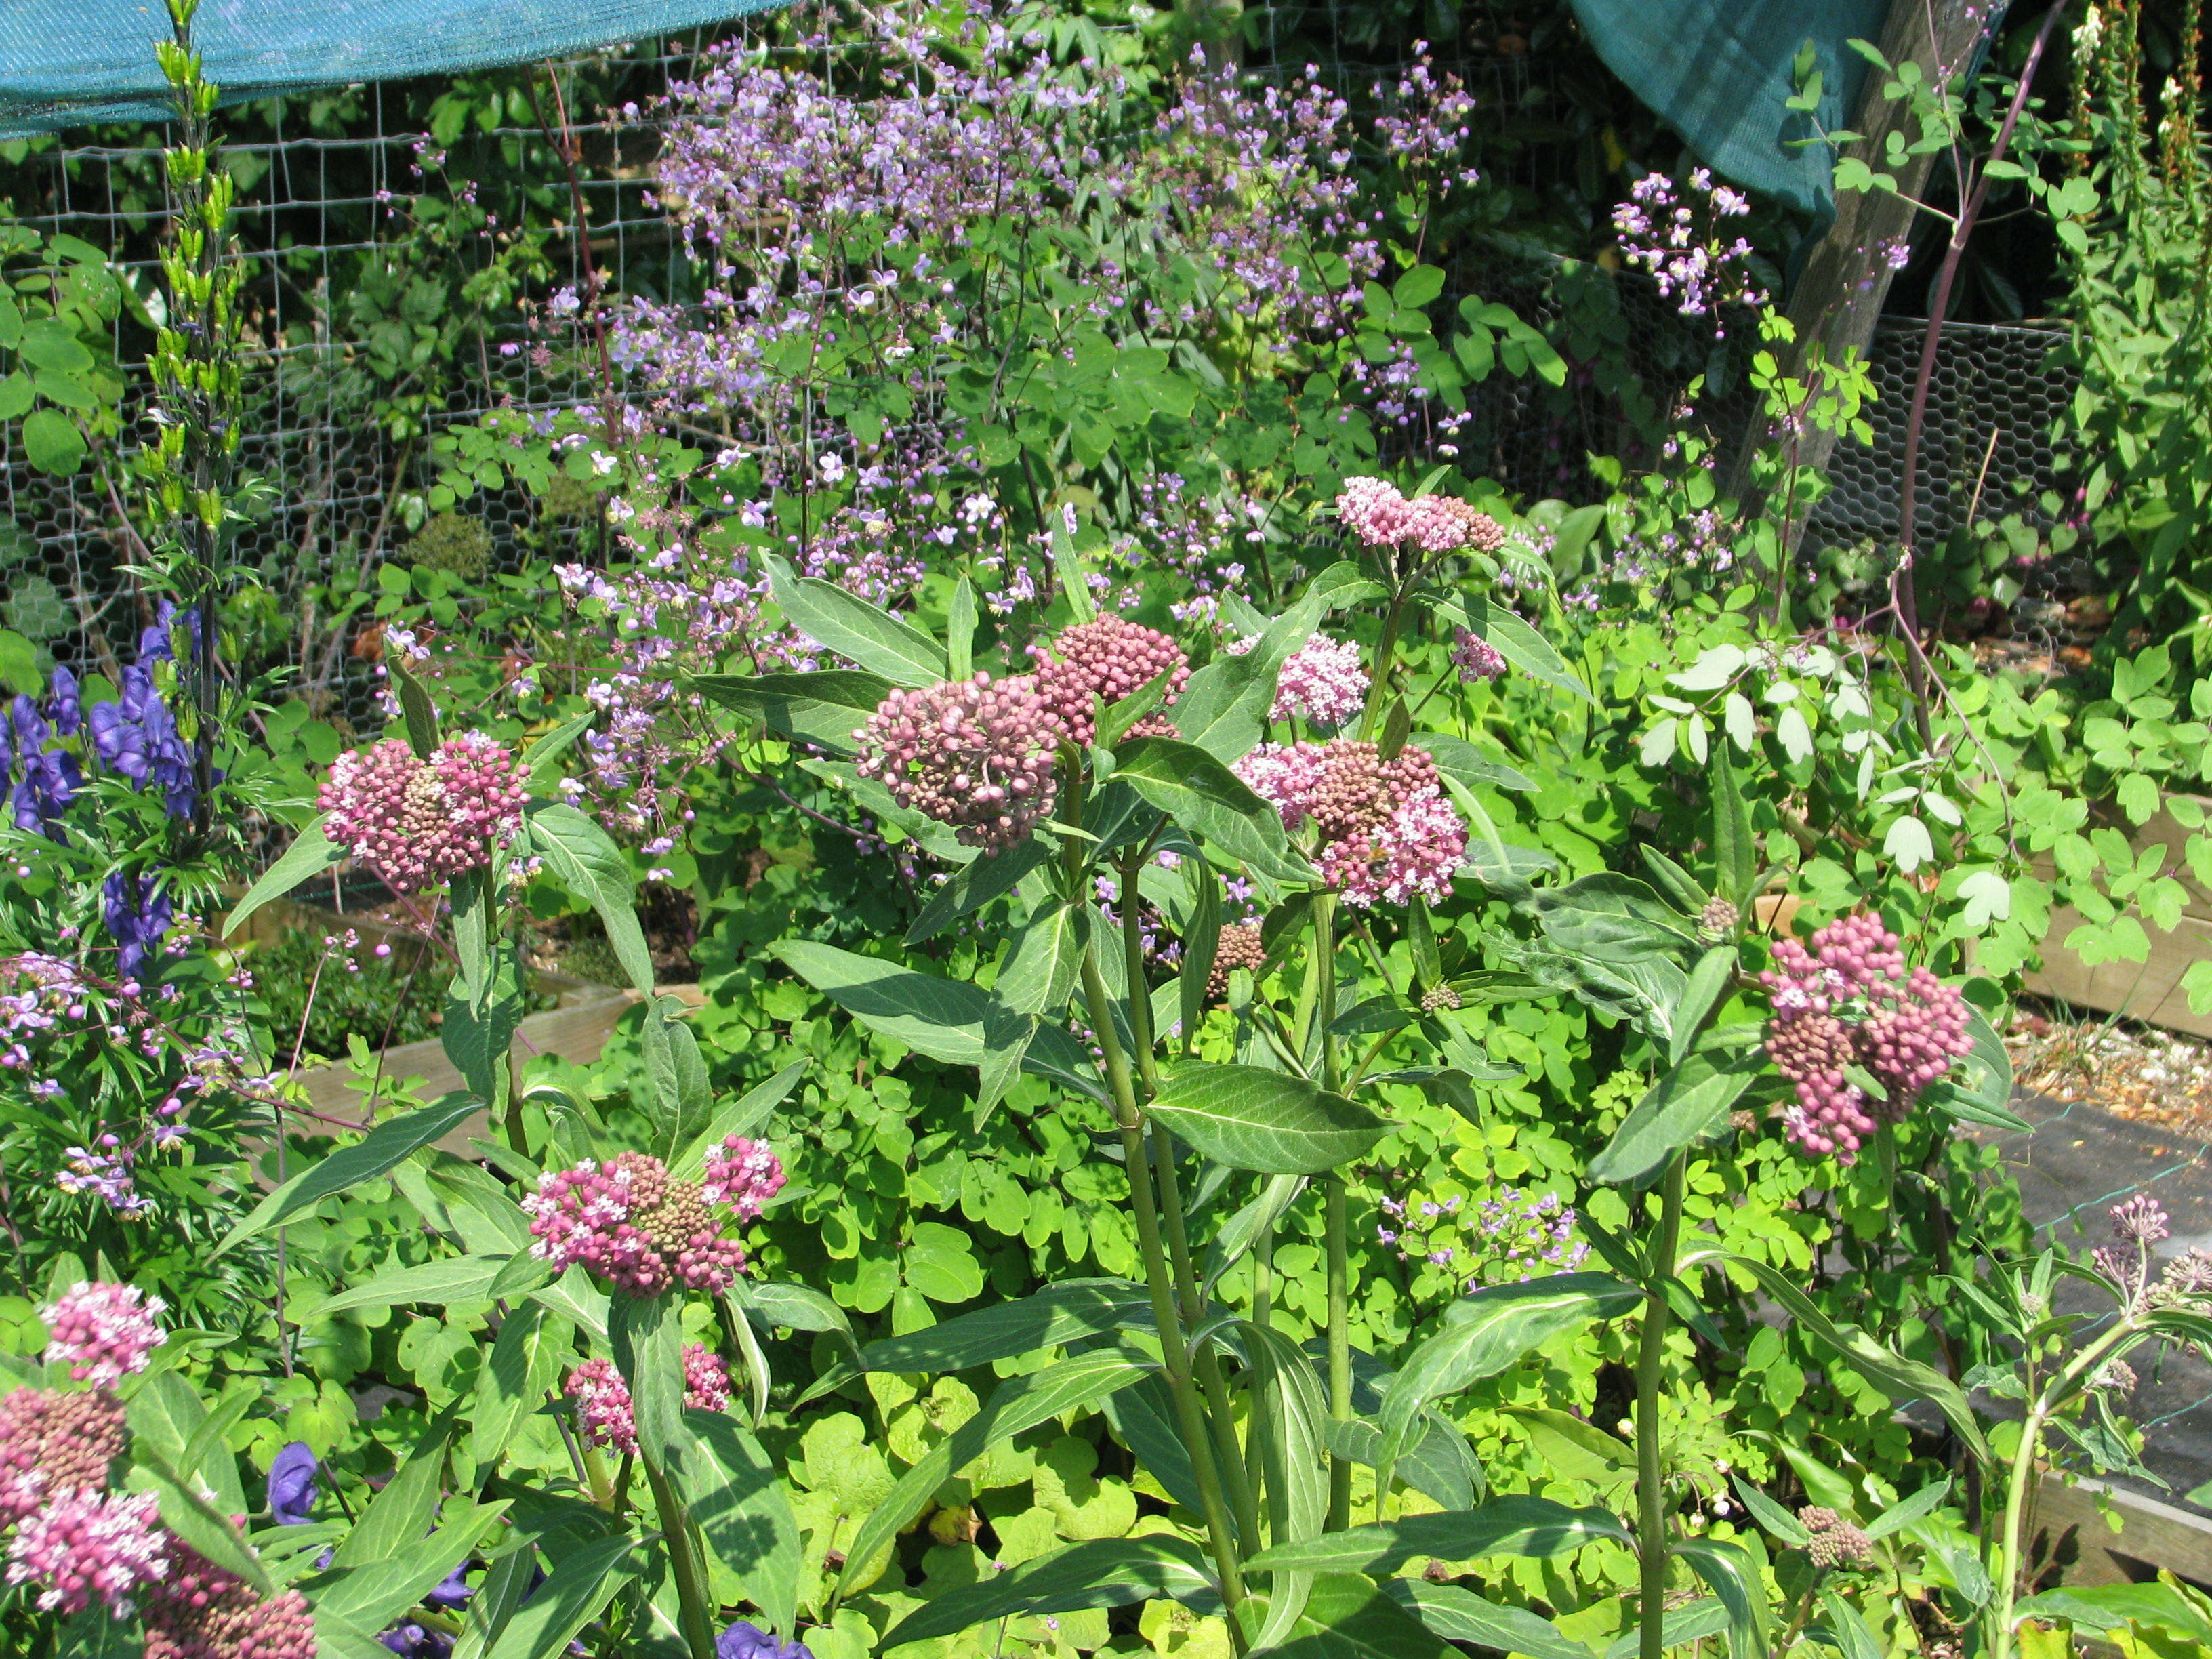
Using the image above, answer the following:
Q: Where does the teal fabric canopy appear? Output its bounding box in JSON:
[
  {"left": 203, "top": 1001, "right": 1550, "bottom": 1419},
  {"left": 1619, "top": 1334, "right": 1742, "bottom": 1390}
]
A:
[
  {"left": 0, "top": 0, "right": 790, "bottom": 138},
  {"left": 1565, "top": 0, "right": 1895, "bottom": 222}
]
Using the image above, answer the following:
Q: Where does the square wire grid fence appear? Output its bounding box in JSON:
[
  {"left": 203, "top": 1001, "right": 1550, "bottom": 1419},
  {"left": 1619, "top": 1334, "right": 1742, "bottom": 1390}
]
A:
[{"left": 0, "top": 16, "right": 2080, "bottom": 740}]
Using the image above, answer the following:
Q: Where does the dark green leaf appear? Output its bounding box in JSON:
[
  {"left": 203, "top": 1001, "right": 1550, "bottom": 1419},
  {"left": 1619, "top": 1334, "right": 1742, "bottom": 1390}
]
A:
[
  {"left": 881, "top": 1536, "right": 1218, "bottom": 1649},
  {"left": 997, "top": 903, "right": 1086, "bottom": 1018},
  {"left": 1115, "top": 737, "right": 1315, "bottom": 886},
  {"left": 313, "top": 1254, "right": 510, "bottom": 1318},
  {"left": 904, "top": 837, "right": 1048, "bottom": 945},
  {"left": 215, "top": 1094, "right": 483, "bottom": 1258},
  {"left": 1173, "top": 586, "right": 1326, "bottom": 762},
  {"left": 331, "top": 1418, "right": 457, "bottom": 1570},
  {"left": 1590, "top": 1052, "right": 1763, "bottom": 1187},
  {"left": 1380, "top": 1580, "right": 1593, "bottom": 1659},
  {"left": 855, "top": 1279, "right": 1149, "bottom": 1374},
  {"left": 674, "top": 1410, "right": 801, "bottom": 1638},
  {"left": 128, "top": 1450, "right": 272, "bottom": 1594},
  {"left": 609, "top": 1294, "right": 684, "bottom": 1469},
  {"left": 479, "top": 1530, "right": 636, "bottom": 1659},
  {"left": 1532, "top": 874, "right": 1696, "bottom": 962},
  {"left": 1675, "top": 1538, "right": 1765, "bottom": 1659},
  {"left": 1712, "top": 747, "right": 1755, "bottom": 906},
  {"left": 1244, "top": 1497, "right": 1629, "bottom": 1574},
  {"left": 472, "top": 1304, "right": 566, "bottom": 1469},
  {"left": 689, "top": 670, "right": 894, "bottom": 757},
  {"left": 525, "top": 803, "right": 653, "bottom": 997},
  {"left": 20, "top": 405, "right": 83, "bottom": 474},
  {"left": 1413, "top": 733, "right": 1535, "bottom": 793},
  {"left": 1429, "top": 593, "right": 1595, "bottom": 706},
  {"left": 1668, "top": 947, "right": 1738, "bottom": 1068},
  {"left": 767, "top": 556, "right": 946, "bottom": 686},
  {"left": 1254, "top": 1574, "right": 1457, "bottom": 1659},
  {"left": 1149, "top": 1063, "right": 1389, "bottom": 1174},
  {"left": 388, "top": 656, "right": 440, "bottom": 759}
]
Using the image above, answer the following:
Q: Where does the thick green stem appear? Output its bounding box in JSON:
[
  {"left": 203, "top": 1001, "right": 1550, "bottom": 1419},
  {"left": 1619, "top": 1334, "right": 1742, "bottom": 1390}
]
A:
[
  {"left": 1251, "top": 1212, "right": 1286, "bottom": 1542},
  {"left": 643, "top": 1458, "right": 717, "bottom": 1659},
  {"left": 1079, "top": 948, "right": 1249, "bottom": 1637},
  {"left": 1307, "top": 893, "right": 1353, "bottom": 1530},
  {"left": 1637, "top": 1155, "right": 1689, "bottom": 1659},
  {"left": 1120, "top": 851, "right": 1259, "bottom": 1543}
]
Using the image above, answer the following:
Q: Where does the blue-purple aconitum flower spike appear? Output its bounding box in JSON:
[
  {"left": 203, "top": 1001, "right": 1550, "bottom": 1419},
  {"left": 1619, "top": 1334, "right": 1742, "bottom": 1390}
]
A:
[
  {"left": 266, "top": 1440, "right": 320, "bottom": 1526},
  {"left": 718, "top": 1620, "right": 813, "bottom": 1659}
]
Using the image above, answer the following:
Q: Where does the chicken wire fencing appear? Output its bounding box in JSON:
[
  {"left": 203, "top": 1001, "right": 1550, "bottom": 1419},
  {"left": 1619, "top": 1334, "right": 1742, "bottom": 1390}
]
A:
[{"left": 0, "top": 14, "right": 2081, "bottom": 745}]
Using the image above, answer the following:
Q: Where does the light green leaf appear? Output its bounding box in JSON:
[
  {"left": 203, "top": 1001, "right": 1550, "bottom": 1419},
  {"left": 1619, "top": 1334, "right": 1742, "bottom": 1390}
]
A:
[
  {"left": 312, "top": 1254, "right": 512, "bottom": 1319},
  {"left": 331, "top": 1420, "right": 456, "bottom": 1570},
  {"left": 127, "top": 1450, "right": 272, "bottom": 1595},
  {"left": 609, "top": 1294, "right": 684, "bottom": 1469},
  {"left": 1244, "top": 1574, "right": 1457, "bottom": 1659},
  {"left": 1173, "top": 585, "right": 1326, "bottom": 762},
  {"left": 1149, "top": 1063, "right": 1390, "bottom": 1174},
  {"left": 220, "top": 817, "right": 347, "bottom": 939},
  {"left": 481, "top": 1532, "right": 636, "bottom": 1659},
  {"left": 214, "top": 1094, "right": 483, "bottom": 1258},
  {"left": 1380, "top": 1580, "right": 1593, "bottom": 1659},
  {"left": 853, "top": 1279, "right": 1149, "bottom": 1375},
  {"left": 20, "top": 406, "right": 85, "bottom": 474},
  {"left": 838, "top": 1348, "right": 1154, "bottom": 1593},
  {"left": 1428, "top": 592, "right": 1596, "bottom": 706},
  {"left": 471, "top": 1303, "right": 567, "bottom": 1469}
]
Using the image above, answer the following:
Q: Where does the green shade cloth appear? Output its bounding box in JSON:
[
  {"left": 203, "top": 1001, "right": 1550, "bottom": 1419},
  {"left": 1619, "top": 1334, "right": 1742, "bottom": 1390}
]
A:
[
  {"left": 1566, "top": 0, "right": 1893, "bottom": 220},
  {"left": 0, "top": 0, "right": 792, "bottom": 139}
]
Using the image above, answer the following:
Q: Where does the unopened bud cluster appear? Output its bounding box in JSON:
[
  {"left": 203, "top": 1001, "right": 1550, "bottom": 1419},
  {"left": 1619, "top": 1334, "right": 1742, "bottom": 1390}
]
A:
[
  {"left": 320, "top": 732, "right": 527, "bottom": 891},
  {"left": 1033, "top": 615, "right": 1188, "bottom": 745},
  {"left": 854, "top": 672, "right": 1063, "bottom": 853},
  {"left": 524, "top": 1141, "right": 784, "bottom": 1297},
  {"left": 1797, "top": 1507, "right": 1875, "bottom": 1570},
  {"left": 1204, "top": 922, "right": 1269, "bottom": 1001},
  {"left": 1760, "top": 914, "right": 1971, "bottom": 1162},
  {"left": 566, "top": 1344, "right": 733, "bottom": 1455}
]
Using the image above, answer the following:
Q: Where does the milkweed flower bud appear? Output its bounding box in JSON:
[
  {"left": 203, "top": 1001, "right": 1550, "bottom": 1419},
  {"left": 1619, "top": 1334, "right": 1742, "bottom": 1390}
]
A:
[
  {"left": 1033, "top": 615, "right": 1189, "bottom": 745},
  {"left": 1270, "top": 636, "right": 1368, "bottom": 729},
  {"left": 0, "top": 1386, "right": 127, "bottom": 1524},
  {"left": 1450, "top": 630, "right": 1506, "bottom": 683},
  {"left": 1760, "top": 913, "right": 1971, "bottom": 1162},
  {"left": 565, "top": 1345, "right": 733, "bottom": 1455},
  {"left": 140, "top": 1544, "right": 316, "bottom": 1659},
  {"left": 1204, "top": 922, "right": 1269, "bottom": 1000},
  {"left": 43, "top": 1282, "right": 166, "bottom": 1387},
  {"left": 853, "top": 673, "right": 1062, "bottom": 853}
]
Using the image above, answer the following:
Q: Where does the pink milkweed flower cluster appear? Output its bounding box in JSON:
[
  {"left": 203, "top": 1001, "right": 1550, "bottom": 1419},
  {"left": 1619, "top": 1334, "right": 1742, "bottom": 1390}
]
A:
[
  {"left": 1761, "top": 913, "right": 1973, "bottom": 1162},
  {"left": 1334, "top": 477, "right": 1505, "bottom": 554},
  {"left": 44, "top": 1280, "right": 167, "bottom": 1386},
  {"left": 566, "top": 1345, "right": 734, "bottom": 1455},
  {"left": 1610, "top": 169, "right": 1769, "bottom": 335},
  {"left": 853, "top": 672, "right": 1065, "bottom": 853},
  {"left": 525, "top": 1143, "right": 783, "bottom": 1297},
  {"left": 6, "top": 1490, "right": 167, "bottom": 1616},
  {"left": 1033, "top": 615, "right": 1189, "bottom": 746},
  {"left": 1450, "top": 629, "right": 1507, "bottom": 682},
  {"left": 1236, "top": 739, "right": 1467, "bottom": 907},
  {"left": 319, "top": 732, "right": 527, "bottom": 892},
  {"left": 139, "top": 1544, "right": 314, "bottom": 1659},
  {"left": 0, "top": 1384, "right": 130, "bottom": 1528},
  {"left": 1269, "top": 636, "right": 1370, "bottom": 729}
]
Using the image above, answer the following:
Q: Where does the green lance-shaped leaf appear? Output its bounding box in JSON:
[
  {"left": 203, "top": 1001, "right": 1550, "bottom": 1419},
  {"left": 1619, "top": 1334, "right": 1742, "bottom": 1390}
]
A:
[
  {"left": 1179, "top": 859, "right": 1223, "bottom": 1056},
  {"left": 947, "top": 575, "right": 978, "bottom": 680},
  {"left": 672, "top": 1408, "right": 801, "bottom": 1639},
  {"left": 881, "top": 1535, "right": 1219, "bottom": 1650},
  {"left": 689, "top": 669, "right": 895, "bottom": 758},
  {"left": 1675, "top": 1538, "right": 1767, "bottom": 1659},
  {"left": 770, "top": 940, "right": 1104, "bottom": 1099},
  {"left": 1711, "top": 744, "right": 1755, "bottom": 907},
  {"left": 1148, "top": 1063, "right": 1390, "bottom": 1175},
  {"left": 443, "top": 948, "right": 527, "bottom": 1109},
  {"left": 1113, "top": 736, "right": 1315, "bottom": 886},
  {"left": 1721, "top": 1252, "right": 1991, "bottom": 1464},
  {"left": 220, "top": 815, "right": 346, "bottom": 937},
  {"left": 308, "top": 1501, "right": 510, "bottom": 1631},
  {"left": 1424, "top": 591, "right": 1597, "bottom": 706},
  {"left": 214, "top": 1092, "right": 484, "bottom": 1258},
  {"left": 2013, "top": 1582, "right": 2212, "bottom": 1641},
  {"left": 1923, "top": 998, "right": 2024, "bottom": 1132},
  {"left": 1237, "top": 1574, "right": 1458, "bottom": 1659},
  {"left": 996, "top": 901, "right": 1087, "bottom": 1018},
  {"left": 1373, "top": 1275, "right": 1639, "bottom": 1494},
  {"left": 1243, "top": 1495, "right": 1631, "bottom": 1576},
  {"left": 672, "top": 1061, "right": 809, "bottom": 1180},
  {"left": 331, "top": 1416, "right": 457, "bottom": 1570},
  {"left": 1172, "top": 583, "right": 1326, "bottom": 762},
  {"left": 1381, "top": 1581, "right": 1596, "bottom": 1659},
  {"left": 837, "top": 1347, "right": 1153, "bottom": 1595},
  {"left": 852, "top": 1279, "right": 1149, "bottom": 1376},
  {"left": 479, "top": 1531, "right": 638, "bottom": 1659},
  {"left": 311, "top": 1254, "right": 513, "bottom": 1319},
  {"left": 521, "top": 710, "right": 595, "bottom": 792},
  {"left": 766, "top": 554, "right": 947, "bottom": 687},
  {"left": 636, "top": 994, "right": 711, "bottom": 1158},
  {"left": 524, "top": 802, "right": 655, "bottom": 998},
  {"left": 905, "top": 836, "right": 1048, "bottom": 945},
  {"left": 1589, "top": 1051, "right": 1763, "bottom": 1188},
  {"left": 1412, "top": 733, "right": 1536, "bottom": 794},
  {"left": 1668, "top": 945, "right": 1738, "bottom": 1069},
  {"left": 609, "top": 1292, "right": 685, "bottom": 1469},
  {"left": 1601, "top": 1601, "right": 1732, "bottom": 1659},
  {"left": 471, "top": 1303, "right": 568, "bottom": 1470},
  {"left": 1202, "top": 1174, "right": 1304, "bottom": 1300},
  {"left": 126, "top": 1448, "right": 272, "bottom": 1594},
  {"left": 388, "top": 655, "right": 442, "bottom": 759}
]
